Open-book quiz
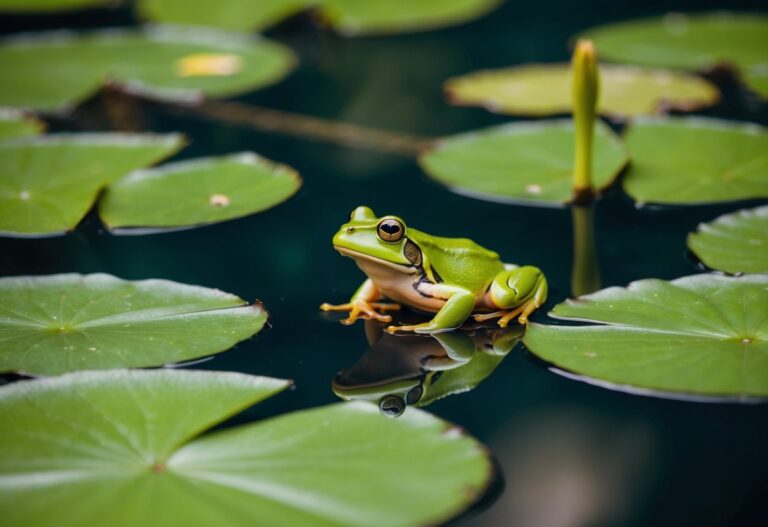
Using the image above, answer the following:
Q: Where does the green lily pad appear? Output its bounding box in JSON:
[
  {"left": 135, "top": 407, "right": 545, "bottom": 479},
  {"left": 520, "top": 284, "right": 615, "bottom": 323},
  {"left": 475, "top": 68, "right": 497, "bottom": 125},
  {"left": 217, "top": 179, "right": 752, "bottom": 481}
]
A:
[
  {"left": 0, "top": 26, "right": 296, "bottom": 112},
  {"left": 581, "top": 12, "right": 768, "bottom": 71},
  {"left": 743, "top": 66, "right": 768, "bottom": 99},
  {"left": 100, "top": 153, "right": 302, "bottom": 231},
  {"left": 420, "top": 119, "right": 628, "bottom": 206},
  {"left": 0, "top": 369, "right": 492, "bottom": 527},
  {"left": 445, "top": 64, "right": 718, "bottom": 118},
  {"left": 623, "top": 117, "right": 768, "bottom": 205},
  {"left": 137, "top": 0, "right": 499, "bottom": 35},
  {"left": 0, "top": 108, "right": 44, "bottom": 139},
  {"left": 137, "top": 0, "right": 311, "bottom": 33},
  {"left": 523, "top": 274, "right": 768, "bottom": 398},
  {"left": 0, "top": 273, "right": 268, "bottom": 376},
  {"left": 0, "top": 133, "right": 183, "bottom": 236},
  {"left": 318, "top": 0, "right": 500, "bottom": 36},
  {"left": 0, "top": 0, "right": 107, "bottom": 12},
  {"left": 688, "top": 206, "right": 768, "bottom": 274}
]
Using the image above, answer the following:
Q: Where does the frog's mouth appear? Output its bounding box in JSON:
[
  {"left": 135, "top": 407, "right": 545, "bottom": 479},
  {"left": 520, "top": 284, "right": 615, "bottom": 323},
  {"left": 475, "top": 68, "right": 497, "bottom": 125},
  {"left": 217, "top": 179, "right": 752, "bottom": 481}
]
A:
[{"left": 334, "top": 246, "right": 414, "bottom": 273}]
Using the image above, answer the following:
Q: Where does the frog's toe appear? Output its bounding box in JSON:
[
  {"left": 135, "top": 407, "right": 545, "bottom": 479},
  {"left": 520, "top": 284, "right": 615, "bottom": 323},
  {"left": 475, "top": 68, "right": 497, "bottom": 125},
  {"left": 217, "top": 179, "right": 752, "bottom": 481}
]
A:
[
  {"left": 320, "top": 302, "right": 353, "bottom": 312},
  {"left": 370, "top": 302, "right": 401, "bottom": 312}
]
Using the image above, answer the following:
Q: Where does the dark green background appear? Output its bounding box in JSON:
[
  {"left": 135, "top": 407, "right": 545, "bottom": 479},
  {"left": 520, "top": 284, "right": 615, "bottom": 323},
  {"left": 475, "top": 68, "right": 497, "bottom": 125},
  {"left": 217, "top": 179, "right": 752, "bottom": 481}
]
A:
[{"left": 2, "top": 1, "right": 767, "bottom": 525}]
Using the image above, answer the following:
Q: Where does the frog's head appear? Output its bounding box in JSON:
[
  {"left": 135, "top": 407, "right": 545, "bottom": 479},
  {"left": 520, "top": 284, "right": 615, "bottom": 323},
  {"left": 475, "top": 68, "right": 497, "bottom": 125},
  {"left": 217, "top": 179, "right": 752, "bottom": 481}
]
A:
[{"left": 332, "top": 206, "right": 420, "bottom": 269}]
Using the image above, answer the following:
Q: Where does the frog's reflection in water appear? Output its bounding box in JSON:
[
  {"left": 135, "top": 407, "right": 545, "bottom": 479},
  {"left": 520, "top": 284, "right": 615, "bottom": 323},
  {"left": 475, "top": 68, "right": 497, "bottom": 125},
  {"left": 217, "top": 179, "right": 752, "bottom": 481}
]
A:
[{"left": 332, "top": 318, "right": 524, "bottom": 417}]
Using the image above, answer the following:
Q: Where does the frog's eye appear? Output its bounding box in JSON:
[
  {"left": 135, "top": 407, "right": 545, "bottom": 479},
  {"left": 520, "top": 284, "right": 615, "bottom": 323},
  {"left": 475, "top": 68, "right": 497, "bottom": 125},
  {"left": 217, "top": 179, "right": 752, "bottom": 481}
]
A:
[{"left": 377, "top": 218, "right": 404, "bottom": 243}]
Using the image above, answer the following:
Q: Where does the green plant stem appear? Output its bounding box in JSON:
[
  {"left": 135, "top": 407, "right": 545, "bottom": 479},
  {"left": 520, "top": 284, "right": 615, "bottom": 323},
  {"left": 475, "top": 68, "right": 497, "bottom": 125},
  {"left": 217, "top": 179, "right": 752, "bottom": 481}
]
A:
[{"left": 571, "top": 39, "right": 600, "bottom": 201}]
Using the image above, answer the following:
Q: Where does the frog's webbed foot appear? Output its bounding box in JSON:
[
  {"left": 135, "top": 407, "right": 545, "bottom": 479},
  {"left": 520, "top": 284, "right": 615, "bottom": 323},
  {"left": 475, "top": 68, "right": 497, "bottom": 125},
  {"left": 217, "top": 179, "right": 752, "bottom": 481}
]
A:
[
  {"left": 473, "top": 299, "right": 541, "bottom": 327},
  {"left": 320, "top": 300, "right": 400, "bottom": 325}
]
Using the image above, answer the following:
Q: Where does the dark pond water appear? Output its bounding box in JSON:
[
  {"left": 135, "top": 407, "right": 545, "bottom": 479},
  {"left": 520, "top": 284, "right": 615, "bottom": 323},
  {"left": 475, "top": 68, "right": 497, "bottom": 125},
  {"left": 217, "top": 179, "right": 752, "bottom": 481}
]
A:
[{"left": 2, "top": 1, "right": 768, "bottom": 525}]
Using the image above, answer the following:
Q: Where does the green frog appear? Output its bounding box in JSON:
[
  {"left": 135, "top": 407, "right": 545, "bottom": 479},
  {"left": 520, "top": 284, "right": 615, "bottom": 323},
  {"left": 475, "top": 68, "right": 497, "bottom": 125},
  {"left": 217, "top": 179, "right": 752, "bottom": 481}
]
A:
[{"left": 321, "top": 206, "right": 548, "bottom": 334}]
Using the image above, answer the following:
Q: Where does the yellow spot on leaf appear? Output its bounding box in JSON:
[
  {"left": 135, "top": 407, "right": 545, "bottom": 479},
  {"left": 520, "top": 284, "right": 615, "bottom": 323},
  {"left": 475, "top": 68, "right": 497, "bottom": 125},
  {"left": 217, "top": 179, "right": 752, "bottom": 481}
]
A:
[
  {"left": 209, "top": 194, "right": 231, "bottom": 207},
  {"left": 175, "top": 53, "right": 243, "bottom": 78}
]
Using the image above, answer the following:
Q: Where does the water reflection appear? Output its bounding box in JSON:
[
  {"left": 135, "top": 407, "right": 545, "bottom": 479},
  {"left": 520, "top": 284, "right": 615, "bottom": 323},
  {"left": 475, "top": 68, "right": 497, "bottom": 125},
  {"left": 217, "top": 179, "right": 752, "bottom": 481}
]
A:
[
  {"left": 571, "top": 203, "right": 600, "bottom": 297},
  {"left": 332, "top": 318, "right": 523, "bottom": 416}
]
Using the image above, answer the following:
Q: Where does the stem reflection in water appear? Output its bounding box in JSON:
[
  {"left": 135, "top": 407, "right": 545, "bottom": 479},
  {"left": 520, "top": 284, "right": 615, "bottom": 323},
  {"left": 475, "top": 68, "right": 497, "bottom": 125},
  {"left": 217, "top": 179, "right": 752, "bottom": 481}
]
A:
[{"left": 571, "top": 203, "right": 601, "bottom": 297}]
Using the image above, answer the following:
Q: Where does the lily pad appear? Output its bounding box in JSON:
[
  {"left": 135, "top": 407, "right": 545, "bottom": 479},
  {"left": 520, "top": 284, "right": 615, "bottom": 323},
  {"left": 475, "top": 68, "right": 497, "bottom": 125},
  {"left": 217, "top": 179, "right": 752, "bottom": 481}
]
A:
[
  {"left": 523, "top": 274, "right": 768, "bottom": 398},
  {"left": 445, "top": 64, "right": 718, "bottom": 118},
  {"left": 622, "top": 117, "right": 768, "bottom": 205},
  {"left": 0, "top": 0, "right": 107, "bottom": 11},
  {"left": 581, "top": 12, "right": 768, "bottom": 71},
  {"left": 0, "top": 26, "right": 296, "bottom": 112},
  {"left": 0, "top": 133, "right": 183, "bottom": 236},
  {"left": 137, "top": 0, "right": 311, "bottom": 33},
  {"left": 137, "top": 0, "right": 500, "bottom": 35},
  {"left": 100, "top": 153, "right": 302, "bottom": 231},
  {"left": 688, "top": 206, "right": 768, "bottom": 274},
  {"left": 0, "top": 273, "right": 267, "bottom": 375},
  {"left": 420, "top": 119, "right": 628, "bottom": 206},
  {"left": 0, "top": 108, "right": 44, "bottom": 139},
  {"left": 318, "top": 0, "right": 500, "bottom": 36},
  {"left": 0, "top": 369, "right": 493, "bottom": 527},
  {"left": 743, "top": 66, "right": 768, "bottom": 99}
]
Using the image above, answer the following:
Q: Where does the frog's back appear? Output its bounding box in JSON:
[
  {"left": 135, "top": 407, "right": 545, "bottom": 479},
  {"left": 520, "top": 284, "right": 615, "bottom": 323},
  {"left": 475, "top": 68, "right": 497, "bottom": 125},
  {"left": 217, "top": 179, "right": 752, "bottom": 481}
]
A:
[{"left": 409, "top": 228, "right": 504, "bottom": 293}]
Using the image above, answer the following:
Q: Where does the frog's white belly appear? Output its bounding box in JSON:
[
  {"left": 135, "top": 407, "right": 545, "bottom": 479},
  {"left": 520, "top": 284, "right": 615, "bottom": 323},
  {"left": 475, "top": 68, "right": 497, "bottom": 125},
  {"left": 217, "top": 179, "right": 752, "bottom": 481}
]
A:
[{"left": 349, "top": 255, "right": 447, "bottom": 313}]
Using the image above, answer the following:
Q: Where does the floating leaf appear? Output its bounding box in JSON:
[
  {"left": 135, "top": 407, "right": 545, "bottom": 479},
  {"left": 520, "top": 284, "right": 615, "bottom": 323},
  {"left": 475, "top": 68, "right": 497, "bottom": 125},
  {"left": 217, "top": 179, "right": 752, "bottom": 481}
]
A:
[
  {"left": 0, "top": 369, "right": 492, "bottom": 527},
  {"left": 100, "top": 153, "right": 301, "bottom": 231},
  {"left": 319, "top": 0, "right": 500, "bottom": 36},
  {"left": 743, "top": 66, "right": 768, "bottom": 99},
  {"left": 138, "top": 0, "right": 500, "bottom": 35},
  {"left": 688, "top": 206, "right": 768, "bottom": 274},
  {"left": 0, "top": 273, "right": 268, "bottom": 375},
  {"left": 0, "top": 0, "right": 107, "bottom": 12},
  {"left": 524, "top": 274, "right": 768, "bottom": 398},
  {"left": 420, "top": 119, "right": 628, "bottom": 206},
  {"left": 0, "top": 26, "right": 296, "bottom": 112},
  {"left": 622, "top": 117, "right": 768, "bottom": 205},
  {"left": 137, "top": 0, "right": 311, "bottom": 33},
  {"left": 0, "top": 133, "right": 183, "bottom": 236},
  {"left": 0, "top": 108, "right": 44, "bottom": 139},
  {"left": 445, "top": 64, "right": 718, "bottom": 118},
  {"left": 581, "top": 12, "right": 768, "bottom": 71}
]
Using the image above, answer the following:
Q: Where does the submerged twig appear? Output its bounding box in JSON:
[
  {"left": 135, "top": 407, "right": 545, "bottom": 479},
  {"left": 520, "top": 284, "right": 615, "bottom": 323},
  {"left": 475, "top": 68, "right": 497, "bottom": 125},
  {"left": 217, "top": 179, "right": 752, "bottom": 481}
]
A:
[{"left": 169, "top": 99, "right": 435, "bottom": 157}]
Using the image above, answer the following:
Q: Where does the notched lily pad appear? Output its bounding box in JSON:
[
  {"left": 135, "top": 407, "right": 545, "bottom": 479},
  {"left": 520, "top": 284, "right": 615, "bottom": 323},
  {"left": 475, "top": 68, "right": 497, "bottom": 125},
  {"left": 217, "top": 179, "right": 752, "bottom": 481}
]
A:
[
  {"left": 445, "top": 64, "right": 719, "bottom": 118},
  {"left": 0, "top": 26, "right": 296, "bottom": 111},
  {"left": 688, "top": 206, "right": 768, "bottom": 274},
  {"left": 0, "top": 273, "right": 268, "bottom": 375},
  {"left": 623, "top": 117, "right": 768, "bottom": 205},
  {"left": 524, "top": 274, "right": 768, "bottom": 398},
  {"left": 0, "top": 369, "right": 493, "bottom": 527},
  {"left": 0, "top": 108, "right": 44, "bottom": 139},
  {"left": 581, "top": 12, "right": 768, "bottom": 71},
  {"left": 100, "top": 152, "right": 302, "bottom": 232},
  {"left": 0, "top": 133, "right": 184, "bottom": 237},
  {"left": 420, "top": 119, "right": 628, "bottom": 206}
]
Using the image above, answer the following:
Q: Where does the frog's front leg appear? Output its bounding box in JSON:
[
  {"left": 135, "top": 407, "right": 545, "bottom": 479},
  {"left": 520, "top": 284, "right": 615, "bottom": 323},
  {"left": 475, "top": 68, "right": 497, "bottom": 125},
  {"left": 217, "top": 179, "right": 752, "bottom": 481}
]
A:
[
  {"left": 387, "top": 284, "right": 475, "bottom": 334},
  {"left": 320, "top": 279, "right": 400, "bottom": 325},
  {"left": 475, "top": 265, "right": 548, "bottom": 326}
]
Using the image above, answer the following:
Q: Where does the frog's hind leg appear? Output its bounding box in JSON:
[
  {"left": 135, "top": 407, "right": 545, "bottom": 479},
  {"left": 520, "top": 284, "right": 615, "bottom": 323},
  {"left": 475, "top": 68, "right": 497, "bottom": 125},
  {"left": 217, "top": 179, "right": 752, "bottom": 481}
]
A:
[{"left": 474, "top": 266, "right": 548, "bottom": 326}]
